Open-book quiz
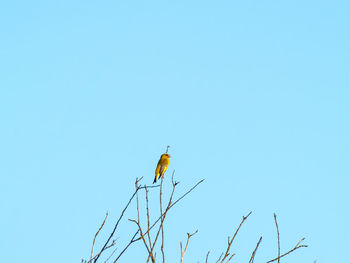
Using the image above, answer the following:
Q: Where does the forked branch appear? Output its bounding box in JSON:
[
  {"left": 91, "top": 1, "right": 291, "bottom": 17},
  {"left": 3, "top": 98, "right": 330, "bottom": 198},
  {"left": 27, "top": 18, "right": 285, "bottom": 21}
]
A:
[
  {"left": 218, "top": 211, "right": 252, "bottom": 263},
  {"left": 266, "top": 237, "right": 307, "bottom": 262},
  {"left": 180, "top": 230, "right": 198, "bottom": 263},
  {"left": 113, "top": 176, "right": 204, "bottom": 263},
  {"left": 92, "top": 177, "right": 159, "bottom": 263}
]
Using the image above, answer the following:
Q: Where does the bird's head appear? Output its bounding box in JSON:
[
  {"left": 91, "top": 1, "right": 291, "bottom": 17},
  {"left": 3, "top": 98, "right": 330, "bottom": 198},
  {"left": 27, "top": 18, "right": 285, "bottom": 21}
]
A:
[{"left": 161, "top": 153, "right": 171, "bottom": 159}]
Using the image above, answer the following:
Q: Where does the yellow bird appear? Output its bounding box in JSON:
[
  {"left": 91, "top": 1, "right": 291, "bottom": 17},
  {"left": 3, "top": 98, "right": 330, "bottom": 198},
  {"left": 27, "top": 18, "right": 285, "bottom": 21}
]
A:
[{"left": 153, "top": 153, "right": 171, "bottom": 183}]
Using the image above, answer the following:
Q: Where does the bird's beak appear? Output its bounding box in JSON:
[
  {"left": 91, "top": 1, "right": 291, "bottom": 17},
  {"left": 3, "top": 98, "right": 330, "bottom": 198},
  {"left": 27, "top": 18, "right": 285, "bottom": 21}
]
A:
[{"left": 168, "top": 154, "right": 171, "bottom": 158}]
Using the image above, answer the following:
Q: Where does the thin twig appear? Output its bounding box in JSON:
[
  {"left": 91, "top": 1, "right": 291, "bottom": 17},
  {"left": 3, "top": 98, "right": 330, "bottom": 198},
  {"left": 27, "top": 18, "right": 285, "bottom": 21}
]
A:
[
  {"left": 215, "top": 253, "right": 224, "bottom": 263},
  {"left": 160, "top": 177, "right": 165, "bottom": 263},
  {"left": 90, "top": 212, "right": 109, "bottom": 261},
  {"left": 132, "top": 180, "right": 155, "bottom": 262},
  {"left": 205, "top": 251, "right": 210, "bottom": 263},
  {"left": 219, "top": 212, "right": 252, "bottom": 263},
  {"left": 145, "top": 186, "right": 152, "bottom": 248},
  {"left": 147, "top": 175, "right": 177, "bottom": 262},
  {"left": 104, "top": 246, "right": 118, "bottom": 263},
  {"left": 266, "top": 238, "right": 308, "bottom": 263},
  {"left": 249, "top": 237, "right": 262, "bottom": 263},
  {"left": 141, "top": 173, "right": 199, "bottom": 242},
  {"left": 93, "top": 177, "right": 142, "bottom": 262},
  {"left": 89, "top": 239, "right": 117, "bottom": 263},
  {"left": 274, "top": 214, "right": 280, "bottom": 263},
  {"left": 227, "top": 253, "right": 235, "bottom": 262},
  {"left": 113, "top": 231, "right": 139, "bottom": 262},
  {"left": 168, "top": 179, "right": 203, "bottom": 210},
  {"left": 180, "top": 230, "right": 198, "bottom": 263}
]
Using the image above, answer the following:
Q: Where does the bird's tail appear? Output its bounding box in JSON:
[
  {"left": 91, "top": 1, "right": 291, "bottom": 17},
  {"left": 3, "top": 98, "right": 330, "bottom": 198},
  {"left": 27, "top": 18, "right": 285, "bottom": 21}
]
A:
[{"left": 153, "top": 174, "right": 158, "bottom": 184}]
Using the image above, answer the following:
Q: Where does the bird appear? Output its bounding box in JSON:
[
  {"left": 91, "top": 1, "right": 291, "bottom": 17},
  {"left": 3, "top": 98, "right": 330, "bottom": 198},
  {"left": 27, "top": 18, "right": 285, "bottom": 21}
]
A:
[{"left": 153, "top": 153, "right": 170, "bottom": 183}]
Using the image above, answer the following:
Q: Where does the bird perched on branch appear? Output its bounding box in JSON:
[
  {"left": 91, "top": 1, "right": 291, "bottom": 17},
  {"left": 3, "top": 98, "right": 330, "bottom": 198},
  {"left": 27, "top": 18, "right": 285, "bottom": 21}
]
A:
[{"left": 153, "top": 153, "right": 170, "bottom": 183}]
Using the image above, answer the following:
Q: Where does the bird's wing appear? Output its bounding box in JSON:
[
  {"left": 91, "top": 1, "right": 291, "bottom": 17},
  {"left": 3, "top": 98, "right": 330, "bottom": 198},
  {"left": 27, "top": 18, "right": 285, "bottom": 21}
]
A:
[
  {"left": 159, "top": 165, "right": 164, "bottom": 176},
  {"left": 159, "top": 164, "right": 169, "bottom": 176},
  {"left": 155, "top": 162, "right": 161, "bottom": 176}
]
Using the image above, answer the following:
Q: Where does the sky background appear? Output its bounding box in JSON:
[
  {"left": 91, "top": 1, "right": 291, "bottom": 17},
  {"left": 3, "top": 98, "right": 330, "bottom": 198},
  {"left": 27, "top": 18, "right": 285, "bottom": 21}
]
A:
[{"left": 1, "top": 0, "right": 349, "bottom": 262}]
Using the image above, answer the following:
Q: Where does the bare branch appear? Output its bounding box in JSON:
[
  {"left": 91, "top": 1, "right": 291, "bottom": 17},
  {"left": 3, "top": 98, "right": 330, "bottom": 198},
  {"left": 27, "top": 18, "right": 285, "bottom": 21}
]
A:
[
  {"left": 249, "top": 237, "right": 262, "bottom": 263},
  {"left": 132, "top": 180, "right": 155, "bottom": 262},
  {"left": 215, "top": 253, "right": 223, "bottom": 263},
  {"left": 147, "top": 175, "right": 177, "bottom": 262},
  {"left": 145, "top": 185, "right": 152, "bottom": 248},
  {"left": 90, "top": 212, "right": 109, "bottom": 261},
  {"left": 266, "top": 238, "right": 308, "bottom": 263},
  {"left": 180, "top": 230, "right": 198, "bottom": 263},
  {"left": 205, "top": 251, "right": 210, "bottom": 263},
  {"left": 219, "top": 212, "right": 252, "bottom": 263},
  {"left": 90, "top": 240, "right": 117, "bottom": 262},
  {"left": 273, "top": 214, "right": 280, "bottom": 263},
  {"left": 160, "top": 177, "right": 165, "bottom": 263},
  {"left": 168, "top": 179, "right": 203, "bottom": 210},
  {"left": 93, "top": 177, "right": 141, "bottom": 262},
  {"left": 227, "top": 253, "right": 235, "bottom": 262},
  {"left": 140, "top": 177, "right": 204, "bottom": 242},
  {"left": 103, "top": 246, "right": 118, "bottom": 263},
  {"left": 112, "top": 178, "right": 203, "bottom": 262},
  {"left": 93, "top": 177, "right": 159, "bottom": 262},
  {"left": 113, "top": 231, "right": 139, "bottom": 262}
]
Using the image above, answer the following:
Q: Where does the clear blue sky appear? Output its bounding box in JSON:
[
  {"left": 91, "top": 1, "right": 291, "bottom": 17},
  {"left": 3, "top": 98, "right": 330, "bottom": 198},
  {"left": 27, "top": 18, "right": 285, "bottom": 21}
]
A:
[{"left": 1, "top": 1, "right": 349, "bottom": 262}]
